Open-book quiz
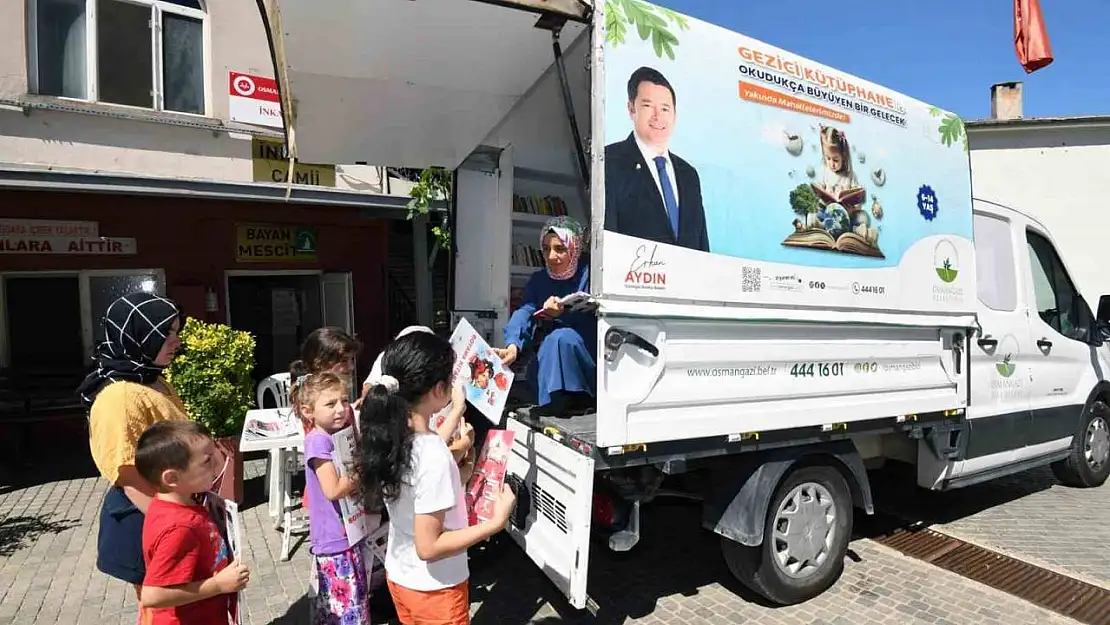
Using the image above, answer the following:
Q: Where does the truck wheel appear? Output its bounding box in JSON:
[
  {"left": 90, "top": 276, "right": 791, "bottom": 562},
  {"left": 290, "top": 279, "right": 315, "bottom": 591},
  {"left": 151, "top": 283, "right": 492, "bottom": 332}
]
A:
[
  {"left": 1051, "top": 401, "right": 1110, "bottom": 488},
  {"left": 721, "top": 465, "right": 852, "bottom": 605}
]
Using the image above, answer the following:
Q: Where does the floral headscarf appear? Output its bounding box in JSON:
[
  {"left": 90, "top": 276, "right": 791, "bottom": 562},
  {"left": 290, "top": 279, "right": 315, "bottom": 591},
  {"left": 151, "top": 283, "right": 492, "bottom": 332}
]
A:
[{"left": 541, "top": 216, "right": 585, "bottom": 281}]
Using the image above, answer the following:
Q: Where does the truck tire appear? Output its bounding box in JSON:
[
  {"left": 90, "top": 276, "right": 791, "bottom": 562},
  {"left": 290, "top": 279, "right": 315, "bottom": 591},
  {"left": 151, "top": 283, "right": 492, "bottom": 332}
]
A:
[
  {"left": 1051, "top": 401, "right": 1110, "bottom": 488},
  {"left": 720, "top": 464, "right": 852, "bottom": 605}
]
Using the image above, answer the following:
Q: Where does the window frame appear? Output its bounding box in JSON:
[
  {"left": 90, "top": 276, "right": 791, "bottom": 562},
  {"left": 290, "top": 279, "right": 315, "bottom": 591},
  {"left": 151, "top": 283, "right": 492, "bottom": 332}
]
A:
[
  {"left": 972, "top": 211, "right": 1019, "bottom": 313},
  {"left": 27, "top": 0, "right": 210, "bottom": 117},
  {"left": 1025, "top": 227, "right": 1094, "bottom": 343}
]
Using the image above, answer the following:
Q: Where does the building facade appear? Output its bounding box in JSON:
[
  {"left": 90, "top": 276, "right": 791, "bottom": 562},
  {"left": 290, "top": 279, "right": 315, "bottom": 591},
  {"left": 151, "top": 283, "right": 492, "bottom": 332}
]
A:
[
  {"left": 0, "top": 0, "right": 424, "bottom": 394},
  {"left": 968, "top": 82, "right": 1110, "bottom": 309}
]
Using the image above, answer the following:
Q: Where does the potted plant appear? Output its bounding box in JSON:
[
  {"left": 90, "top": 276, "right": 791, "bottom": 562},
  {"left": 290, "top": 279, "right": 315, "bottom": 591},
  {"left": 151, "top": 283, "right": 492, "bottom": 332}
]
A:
[{"left": 166, "top": 317, "right": 256, "bottom": 504}]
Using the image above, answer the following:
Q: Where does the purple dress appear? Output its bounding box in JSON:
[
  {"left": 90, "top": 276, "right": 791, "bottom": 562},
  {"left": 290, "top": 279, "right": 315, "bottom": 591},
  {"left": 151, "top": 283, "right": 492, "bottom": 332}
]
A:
[{"left": 304, "top": 430, "right": 371, "bottom": 624}]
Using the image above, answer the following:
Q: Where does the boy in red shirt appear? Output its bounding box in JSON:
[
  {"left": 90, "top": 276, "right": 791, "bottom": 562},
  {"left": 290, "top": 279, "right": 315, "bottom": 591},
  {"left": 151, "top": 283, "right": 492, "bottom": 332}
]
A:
[{"left": 135, "top": 421, "right": 251, "bottom": 625}]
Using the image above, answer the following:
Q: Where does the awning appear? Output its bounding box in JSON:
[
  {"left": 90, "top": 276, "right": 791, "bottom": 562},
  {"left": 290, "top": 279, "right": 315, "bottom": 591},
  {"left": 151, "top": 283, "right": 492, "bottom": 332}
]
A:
[
  {"left": 263, "top": 0, "right": 590, "bottom": 169},
  {"left": 0, "top": 165, "right": 443, "bottom": 220}
]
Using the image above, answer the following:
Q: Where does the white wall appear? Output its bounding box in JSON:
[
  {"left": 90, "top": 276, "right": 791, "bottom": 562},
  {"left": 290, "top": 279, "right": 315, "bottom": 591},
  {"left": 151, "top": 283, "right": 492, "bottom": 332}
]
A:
[{"left": 970, "top": 124, "right": 1110, "bottom": 308}]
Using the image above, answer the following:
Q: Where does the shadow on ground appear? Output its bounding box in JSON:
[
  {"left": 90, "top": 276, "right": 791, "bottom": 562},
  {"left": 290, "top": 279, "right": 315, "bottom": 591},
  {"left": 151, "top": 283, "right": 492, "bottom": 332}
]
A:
[{"left": 0, "top": 512, "right": 81, "bottom": 557}]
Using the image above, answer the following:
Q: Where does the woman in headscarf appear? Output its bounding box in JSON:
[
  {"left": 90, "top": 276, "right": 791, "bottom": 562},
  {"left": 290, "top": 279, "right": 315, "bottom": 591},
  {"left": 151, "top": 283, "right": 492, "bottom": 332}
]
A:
[
  {"left": 76, "top": 291, "right": 191, "bottom": 624},
  {"left": 494, "top": 216, "right": 596, "bottom": 415}
]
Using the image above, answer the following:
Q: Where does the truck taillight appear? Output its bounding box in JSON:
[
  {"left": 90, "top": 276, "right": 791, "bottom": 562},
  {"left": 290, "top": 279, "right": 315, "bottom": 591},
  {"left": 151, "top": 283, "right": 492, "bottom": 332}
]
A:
[{"left": 592, "top": 491, "right": 616, "bottom": 528}]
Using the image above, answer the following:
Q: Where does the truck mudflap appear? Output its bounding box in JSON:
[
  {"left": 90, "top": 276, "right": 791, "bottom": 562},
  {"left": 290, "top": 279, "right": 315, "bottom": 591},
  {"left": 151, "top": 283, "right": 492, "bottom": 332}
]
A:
[{"left": 504, "top": 416, "right": 596, "bottom": 610}]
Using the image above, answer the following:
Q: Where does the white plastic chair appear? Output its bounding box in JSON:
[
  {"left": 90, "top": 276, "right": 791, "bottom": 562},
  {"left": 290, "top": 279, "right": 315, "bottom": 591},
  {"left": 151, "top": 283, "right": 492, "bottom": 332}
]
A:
[
  {"left": 256, "top": 373, "right": 310, "bottom": 560},
  {"left": 257, "top": 373, "right": 292, "bottom": 506}
]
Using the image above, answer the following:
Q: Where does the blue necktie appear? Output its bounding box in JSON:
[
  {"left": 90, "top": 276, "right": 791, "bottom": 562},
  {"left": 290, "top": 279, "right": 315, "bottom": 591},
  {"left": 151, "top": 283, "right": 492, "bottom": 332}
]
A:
[{"left": 654, "top": 156, "right": 680, "bottom": 238}]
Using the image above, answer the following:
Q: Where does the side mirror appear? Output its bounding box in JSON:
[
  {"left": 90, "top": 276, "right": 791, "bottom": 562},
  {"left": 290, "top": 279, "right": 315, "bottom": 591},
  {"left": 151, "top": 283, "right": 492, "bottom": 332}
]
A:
[
  {"left": 1098, "top": 320, "right": 1110, "bottom": 343},
  {"left": 1098, "top": 294, "right": 1110, "bottom": 323}
]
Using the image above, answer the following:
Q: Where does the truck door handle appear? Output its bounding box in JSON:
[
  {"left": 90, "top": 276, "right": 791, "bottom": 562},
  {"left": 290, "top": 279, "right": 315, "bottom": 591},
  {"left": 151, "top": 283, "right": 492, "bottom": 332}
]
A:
[
  {"left": 978, "top": 337, "right": 998, "bottom": 349},
  {"left": 1037, "top": 338, "right": 1053, "bottom": 350},
  {"left": 604, "top": 328, "right": 659, "bottom": 362}
]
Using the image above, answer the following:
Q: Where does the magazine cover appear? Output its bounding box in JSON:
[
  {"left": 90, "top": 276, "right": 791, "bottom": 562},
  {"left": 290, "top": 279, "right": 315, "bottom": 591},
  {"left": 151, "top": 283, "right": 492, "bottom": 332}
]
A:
[
  {"left": 465, "top": 429, "right": 516, "bottom": 525},
  {"left": 206, "top": 492, "right": 242, "bottom": 625},
  {"left": 331, "top": 426, "right": 381, "bottom": 547},
  {"left": 242, "top": 408, "right": 300, "bottom": 443},
  {"left": 450, "top": 317, "right": 514, "bottom": 424}
]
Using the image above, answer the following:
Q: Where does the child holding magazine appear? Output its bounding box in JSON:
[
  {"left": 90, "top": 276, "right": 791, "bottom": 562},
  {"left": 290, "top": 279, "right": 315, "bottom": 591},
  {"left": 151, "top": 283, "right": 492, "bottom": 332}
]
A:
[
  {"left": 294, "top": 372, "right": 372, "bottom": 624},
  {"left": 357, "top": 332, "right": 515, "bottom": 624}
]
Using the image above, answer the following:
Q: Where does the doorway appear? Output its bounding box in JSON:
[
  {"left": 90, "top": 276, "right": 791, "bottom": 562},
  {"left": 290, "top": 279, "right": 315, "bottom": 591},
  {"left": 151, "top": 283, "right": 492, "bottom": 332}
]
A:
[
  {"left": 4, "top": 276, "right": 84, "bottom": 370},
  {"left": 226, "top": 271, "right": 354, "bottom": 385}
]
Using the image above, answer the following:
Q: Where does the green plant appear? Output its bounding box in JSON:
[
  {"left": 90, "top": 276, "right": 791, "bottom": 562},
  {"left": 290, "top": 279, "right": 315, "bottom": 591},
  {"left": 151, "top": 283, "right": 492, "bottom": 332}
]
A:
[
  {"left": 406, "top": 167, "right": 453, "bottom": 249},
  {"left": 605, "top": 0, "right": 688, "bottom": 60},
  {"left": 165, "top": 317, "right": 256, "bottom": 439},
  {"left": 789, "top": 183, "right": 822, "bottom": 217},
  {"left": 929, "top": 106, "right": 968, "bottom": 152}
]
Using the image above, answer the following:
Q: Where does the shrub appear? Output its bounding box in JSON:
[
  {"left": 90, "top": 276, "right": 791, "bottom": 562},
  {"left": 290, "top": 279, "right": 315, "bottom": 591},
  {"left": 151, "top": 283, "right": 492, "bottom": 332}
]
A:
[{"left": 166, "top": 317, "right": 256, "bottom": 439}]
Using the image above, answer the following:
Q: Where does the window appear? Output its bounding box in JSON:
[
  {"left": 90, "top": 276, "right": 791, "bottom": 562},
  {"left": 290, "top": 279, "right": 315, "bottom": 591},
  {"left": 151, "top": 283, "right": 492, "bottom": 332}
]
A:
[
  {"left": 973, "top": 213, "right": 1017, "bottom": 312},
  {"left": 30, "top": 0, "right": 206, "bottom": 115},
  {"left": 1027, "top": 230, "right": 1092, "bottom": 342}
]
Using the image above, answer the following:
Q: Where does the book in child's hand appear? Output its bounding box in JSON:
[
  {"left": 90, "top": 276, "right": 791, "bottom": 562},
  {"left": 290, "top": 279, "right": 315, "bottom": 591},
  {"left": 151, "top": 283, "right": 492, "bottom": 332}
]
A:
[
  {"left": 449, "top": 318, "right": 514, "bottom": 425},
  {"left": 465, "top": 429, "right": 516, "bottom": 526},
  {"left": 811, "top": 183, "right": 866, "bottom": 207}
]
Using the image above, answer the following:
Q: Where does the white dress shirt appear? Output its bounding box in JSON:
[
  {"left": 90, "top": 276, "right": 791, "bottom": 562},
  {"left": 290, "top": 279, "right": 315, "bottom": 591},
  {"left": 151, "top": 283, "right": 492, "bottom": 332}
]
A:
[{"left": 634, "top": 134, "right": 680, "bottom": 216}]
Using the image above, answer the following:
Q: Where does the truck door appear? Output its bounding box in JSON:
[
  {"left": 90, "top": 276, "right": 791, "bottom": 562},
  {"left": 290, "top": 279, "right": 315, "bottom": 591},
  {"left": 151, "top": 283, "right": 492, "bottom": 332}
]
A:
[
  {"left": 1023, "top": 226, "right": 1094, "bottom": 456},
  {"left": 957, "top": 210, "right": 1033, "bottom": 477}
]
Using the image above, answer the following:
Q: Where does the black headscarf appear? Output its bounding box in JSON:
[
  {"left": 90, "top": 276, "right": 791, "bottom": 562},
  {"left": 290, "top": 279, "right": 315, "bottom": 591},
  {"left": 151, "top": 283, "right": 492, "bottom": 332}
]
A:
[{"left": 77, "top": 291, "right": 185, "bottom": 407}]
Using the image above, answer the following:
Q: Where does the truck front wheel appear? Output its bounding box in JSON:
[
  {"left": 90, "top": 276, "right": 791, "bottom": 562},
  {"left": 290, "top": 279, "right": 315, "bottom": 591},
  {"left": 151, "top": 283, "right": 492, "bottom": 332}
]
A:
[
  {"left": 721, "top": 465, "right": 853, "bottom": 605},
  {"left": 1051, "top": 401, "right": 1110, "bottom": 488}
]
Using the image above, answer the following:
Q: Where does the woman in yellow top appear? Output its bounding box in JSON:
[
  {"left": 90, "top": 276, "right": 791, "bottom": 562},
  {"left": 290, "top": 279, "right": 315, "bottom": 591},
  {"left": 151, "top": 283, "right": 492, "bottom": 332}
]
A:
[{"left": 76, "top": 291, "right": 190, "bottom": 619}]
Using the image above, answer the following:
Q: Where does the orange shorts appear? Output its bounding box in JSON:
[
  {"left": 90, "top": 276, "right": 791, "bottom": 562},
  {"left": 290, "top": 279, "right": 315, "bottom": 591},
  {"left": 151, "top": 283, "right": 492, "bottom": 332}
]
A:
[{"left": 387, "top": 578, "right": 470, "bottom": 625}]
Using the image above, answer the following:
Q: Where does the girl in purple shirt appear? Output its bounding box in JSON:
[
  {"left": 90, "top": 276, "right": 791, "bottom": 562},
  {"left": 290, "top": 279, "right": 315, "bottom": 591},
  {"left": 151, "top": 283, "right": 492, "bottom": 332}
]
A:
[{"left": 295, "top": 372, "right": 371, "bottom": 624}]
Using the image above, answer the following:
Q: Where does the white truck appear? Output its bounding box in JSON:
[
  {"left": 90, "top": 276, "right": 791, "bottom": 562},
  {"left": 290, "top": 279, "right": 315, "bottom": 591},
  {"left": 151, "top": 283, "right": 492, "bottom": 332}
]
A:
[{"left": 257, "top": 0, "right": 1110, "bottom": 609}]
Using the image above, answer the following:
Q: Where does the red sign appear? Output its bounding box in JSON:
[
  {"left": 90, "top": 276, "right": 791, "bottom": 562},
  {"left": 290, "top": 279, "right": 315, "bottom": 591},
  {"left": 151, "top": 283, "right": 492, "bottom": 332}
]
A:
[{"left": 228, "top": 71, "right": 283, "bottom": 128}]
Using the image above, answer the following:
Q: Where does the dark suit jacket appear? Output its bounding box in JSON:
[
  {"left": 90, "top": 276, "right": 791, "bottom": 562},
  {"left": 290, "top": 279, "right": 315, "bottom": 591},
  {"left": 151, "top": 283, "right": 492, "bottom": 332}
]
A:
[{"left": 604, "top": 133, "right": 710, "bottom": 253}]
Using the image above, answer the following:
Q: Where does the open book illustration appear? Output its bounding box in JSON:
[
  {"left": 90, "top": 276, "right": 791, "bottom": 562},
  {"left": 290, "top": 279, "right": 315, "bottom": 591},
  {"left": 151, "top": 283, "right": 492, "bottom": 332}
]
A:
[
  {"left": 465, "top": 429, "right": 516, "bottom": 525},
  {"left": 782, "top": 228, "right": 884, "bottom": 258},
  {"left": 811, "top": 182, "right": 866, "bottom": 208},
  {"left": 450, "top": 317, "right": 514, "bottom": 425}
]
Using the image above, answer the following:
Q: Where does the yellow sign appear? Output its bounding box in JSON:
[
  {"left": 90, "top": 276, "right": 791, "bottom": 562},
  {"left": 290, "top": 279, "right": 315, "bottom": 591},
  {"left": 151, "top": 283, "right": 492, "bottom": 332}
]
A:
[
  {"left": 235, "top": 223, "right": 317, "bottom": 263},
  {"left": 251, "top": 137, "right": 336, "bottom": 187}
]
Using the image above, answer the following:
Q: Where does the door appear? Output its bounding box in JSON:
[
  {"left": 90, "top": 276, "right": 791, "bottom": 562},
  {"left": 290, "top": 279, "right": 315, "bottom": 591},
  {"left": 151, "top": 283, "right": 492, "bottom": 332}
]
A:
[
  {"left": 321, "top": 272, "right": 354, "bottom": 334},
  {"left": 503, "top": 416, "right": 595, "bottom": 610},
  {"left": 5, "top": 276, "right": 84, "bottom": 370},
  {"left": 81, "top": 271, "right": 166, "bottom": 358},
  {"left": 322, "top": 272, "right": 356, "bottom": 395},
  {"left": 956, "top": 211, "right": 1033, "bottom": 476},
  {"left": 1024, "top": 228, "right": 1094, "bottom": 454},
  {"left": 227, "top": 274, "right": 323, "bottom": 382}
]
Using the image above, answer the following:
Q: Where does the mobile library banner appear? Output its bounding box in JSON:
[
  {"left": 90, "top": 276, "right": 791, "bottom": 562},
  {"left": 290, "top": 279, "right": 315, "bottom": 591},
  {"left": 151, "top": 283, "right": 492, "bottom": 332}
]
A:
[{"left": 599, "top": 1, "right": 975, "bottom": 314}]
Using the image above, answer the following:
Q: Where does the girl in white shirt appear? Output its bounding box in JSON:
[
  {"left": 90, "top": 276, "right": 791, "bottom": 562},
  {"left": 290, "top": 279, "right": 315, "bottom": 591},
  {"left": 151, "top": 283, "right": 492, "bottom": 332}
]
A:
[{"left": 356, "top": 331, "right": 516, "bottom": 625}]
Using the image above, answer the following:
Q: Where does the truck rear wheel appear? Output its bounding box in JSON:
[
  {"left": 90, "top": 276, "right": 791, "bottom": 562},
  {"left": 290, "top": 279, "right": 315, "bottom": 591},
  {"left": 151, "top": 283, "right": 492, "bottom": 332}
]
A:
[
  {"left": 721, "top": 465, "right": 852, "bottom": 605},
  {"left": 1051, "top": 401, "right": 1110, "bottom": 488}
]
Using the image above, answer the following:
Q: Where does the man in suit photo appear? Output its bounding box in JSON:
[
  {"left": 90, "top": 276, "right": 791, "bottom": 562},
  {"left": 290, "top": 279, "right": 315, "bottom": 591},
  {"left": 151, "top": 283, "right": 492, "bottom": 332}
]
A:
[{"left": 604, "top": 66, "right": 711, "bottom": 253}]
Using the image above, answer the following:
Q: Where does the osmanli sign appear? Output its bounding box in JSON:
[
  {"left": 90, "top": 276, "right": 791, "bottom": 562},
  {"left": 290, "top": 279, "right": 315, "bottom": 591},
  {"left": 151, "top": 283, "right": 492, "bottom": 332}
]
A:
[{"left": 228, "top": 71, "right": 283, "bottom": 129}]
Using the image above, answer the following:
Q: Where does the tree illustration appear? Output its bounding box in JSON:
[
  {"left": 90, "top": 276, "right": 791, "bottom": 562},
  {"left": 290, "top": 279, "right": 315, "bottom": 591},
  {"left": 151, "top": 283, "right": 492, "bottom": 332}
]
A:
[
  {"left": 929, "top": 106, "right": 968, "bottom": 153},
  {"left": 605, "top": 0, "right": 688, "bottom": 60}
]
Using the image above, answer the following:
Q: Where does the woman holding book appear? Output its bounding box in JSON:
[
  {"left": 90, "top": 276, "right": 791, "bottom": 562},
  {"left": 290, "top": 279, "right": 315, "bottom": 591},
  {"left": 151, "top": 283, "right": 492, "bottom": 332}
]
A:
[{"left": 494, "top": 216, "right": 596, "bottom": 415}]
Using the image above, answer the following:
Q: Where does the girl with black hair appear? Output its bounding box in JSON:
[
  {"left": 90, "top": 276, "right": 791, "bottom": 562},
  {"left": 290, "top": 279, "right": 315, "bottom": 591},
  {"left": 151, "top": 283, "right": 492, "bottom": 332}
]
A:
[{"left": 357, "top": 332, "right": 515, "bottom": 624}]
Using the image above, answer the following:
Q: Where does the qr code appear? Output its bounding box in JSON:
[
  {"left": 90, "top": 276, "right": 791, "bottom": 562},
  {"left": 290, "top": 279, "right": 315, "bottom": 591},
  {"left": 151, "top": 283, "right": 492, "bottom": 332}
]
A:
[{"left": 742, "top": 267, "right": 762, "bottom": 292}]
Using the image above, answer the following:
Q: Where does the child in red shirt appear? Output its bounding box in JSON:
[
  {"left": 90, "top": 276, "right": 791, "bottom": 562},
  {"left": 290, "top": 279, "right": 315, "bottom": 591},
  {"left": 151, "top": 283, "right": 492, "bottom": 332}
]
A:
[{"left": 135, "top": 420, "right": 251, "bottom": 625}]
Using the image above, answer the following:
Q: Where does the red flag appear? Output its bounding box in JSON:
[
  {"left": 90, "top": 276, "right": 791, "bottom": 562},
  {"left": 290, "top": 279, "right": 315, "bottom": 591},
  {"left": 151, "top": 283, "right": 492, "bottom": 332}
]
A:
[{"left": 1014, "top": 0, "right": 1054, "bottom": 73}]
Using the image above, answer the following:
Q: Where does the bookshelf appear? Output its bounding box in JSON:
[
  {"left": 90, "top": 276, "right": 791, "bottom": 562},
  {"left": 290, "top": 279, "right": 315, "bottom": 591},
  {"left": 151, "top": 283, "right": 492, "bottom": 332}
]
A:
[{"left": 507, "top": 166, "right": 587, "bottom": 381}]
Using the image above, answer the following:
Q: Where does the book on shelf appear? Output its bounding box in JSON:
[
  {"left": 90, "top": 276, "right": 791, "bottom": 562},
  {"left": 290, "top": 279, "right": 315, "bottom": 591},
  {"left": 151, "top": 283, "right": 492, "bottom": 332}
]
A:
[
  {"left": 511, "top": 243, "right": 544, "bottom": 268},
  {"left": 513, "top": 194, "right": 569, "bottom": 217}
]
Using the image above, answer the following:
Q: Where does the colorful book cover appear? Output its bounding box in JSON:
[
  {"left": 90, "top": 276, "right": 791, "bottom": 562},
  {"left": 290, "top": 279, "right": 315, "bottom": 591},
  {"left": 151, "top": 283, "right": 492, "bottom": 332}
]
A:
[
  {"left": 464, "top": 429, "right": 516, "bottom": 526},
  {"left": 449, "top": 317, "right": 514, "bottom": 425}
]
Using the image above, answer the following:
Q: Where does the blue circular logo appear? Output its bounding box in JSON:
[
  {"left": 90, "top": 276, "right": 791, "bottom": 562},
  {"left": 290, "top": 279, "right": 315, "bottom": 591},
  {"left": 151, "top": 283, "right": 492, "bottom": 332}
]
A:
[{"left": 918, "top": 185, "right": 939, "bottom": 221}]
